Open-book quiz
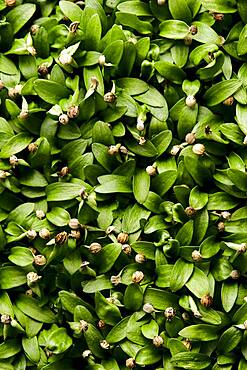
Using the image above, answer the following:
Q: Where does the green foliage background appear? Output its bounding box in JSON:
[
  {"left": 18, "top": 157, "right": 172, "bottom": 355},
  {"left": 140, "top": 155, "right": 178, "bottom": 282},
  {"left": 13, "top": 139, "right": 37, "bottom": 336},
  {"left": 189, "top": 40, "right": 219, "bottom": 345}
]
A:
[{"left": 0, "top": 0, "right": 247, "bottom": 369}]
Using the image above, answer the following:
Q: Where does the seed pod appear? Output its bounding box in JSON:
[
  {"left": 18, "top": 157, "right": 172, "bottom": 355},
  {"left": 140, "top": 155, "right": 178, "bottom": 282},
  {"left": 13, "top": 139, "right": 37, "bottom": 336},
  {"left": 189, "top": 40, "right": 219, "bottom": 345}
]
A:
[
  {"left": 185, "top": 132, "right": 196, "bottom": 144},
  {"left": 79, "top": 187, "right": 88, "bottom": 199},
  {"left": 108, "top": 145, "right": 120, "bottom": 155},
  {"left": 170, "top": 145, "right": 181, "bottom": 156},
  {"left": 34, "top": 255, "right": 47, "bottom": 266},
  {"left": 192, "top": 250, "right": 202, "bottom": 261},
  {"left": 238, "top": 243, "right": 247, "bottom": 254},
  {"left": 164, "top": 307, "right": 176, "bottom": 320},
  {"left": 120, "top": 145, "right": 128, "bottom": 154},
  {"left": 126, "top": 358, "right": 135, "bottom": 369},
  {"left": 230, "top": 270, "right": 240, "bottom": 280},
  {"left": 98, "top": 320, "right": 106, "bottom": 329},
  {"left": 27, "top": 272, "right": 41, "bottom": 284},
  {"left": 67, "top": 106, "right": 79, "bottom": 119},
  {"left": 136, "top": 119, "right": 145, "bottom": 131},
  {"left": 131, "top": 271, "right": 144, "bottom": 284},
  {"left": 139, "top": 136, "right": 146, "bottom": 145},
  {"left": 200, "top": 294, "right": 213, "bottom": 307},
  {"left": 223, "top": 96, "right": 234, "bottom": 106},
  {"left": 38, "top": 64, "right": 49, "bottom": 77},
  {"left": 59, "top": 52, "right": 73, "bottom": 65},
  {"left": 153, "top": 335, "right": 164, "bottom": 347},
  {"left": 1, "top": 314, "right": 11, "bottom": 324},
  {"left": 26, "top": 230, "right": 37, "bottom": 240},
  {"left": 70, "top": 230, "right": 81, "bottom": 240},
  {"left": 58, "top": 166, "right": 69, "bottom": 177},
  {"left": 104, "top": 92, "right": 116, "bottom": 103},
  {"left": 39, "top": 228, "right": 50, "bottom": 240},
  {"left": 69, "top": 21, "right": 80, "bottom": 33},
  {"left": 19, "top": 111, "right": 29, "bottom": 120},
  {"left": 0, "top": 80, "right": 4, "bottom": 90},
  {"left": 146, "top": 165, "right": 156, "bottom": 176},
  {"left": 98, "top": 54, "right": 106, "bottom": 66},
  {"left": 186, "top": 95, "right": 197, "bottom": 108},
  {"left": 143, "top": 303, "right": 155, "bottom": 313},
  {"left": 213, "top": 13, "right": 224, "bottom": 21},
  {"left": 8, "top": 85, "right": 22, "bottom": 98},
  {"left": 90, "top": 76, "right": 99, "bottom": 90},
  {"left": 30, "top": 24, "right": 39, "bottom": 34},
  {"left": 189, "top": 25, "right": 198, "bottom": 35},
  {"left": 55, "top": 231, "right": 68, "bottom": 245},
  {"left": 185, "top": 207, "right": 196, "bottom": 217},
  {"left": 36, "top": 210, "right": 45, "bottom": 219},
  {"left": 192, "top": 143, "right": 205, "bottom": 155},
  {"left": 110, "top": 275, "right": 121, "bottom": 286},
  {"left": 5, "top": 0, "right": 16, "bottom": 6},
  {"left": 122, "top": 244, "right": 132, "bottom": 255},
  {"left": 59, "top": 114, "right": 69, "bottom": 125},
  {"left": 135, "top": 253, "right": 146, "bottom": 264},
  {"left": 9, "top": 155, "right": 18, "bottom": 167},
  {"left": 244, "top": 320, "right": 247, "bottom": 330},
  {"left": 184, "top": 35, "right": 193, "bottom": 45},
  {"left": 221, "top": 211, "right": 231, "bottom": 220},
  {"left": 82, "top": 349, "right": 92, "bottom": 358},
  {"left": 79, "top": 320, "right": 89, "bottom": 332},
  {"left": 218, "top": 221, "right": 225, "bottom": 232},
  {"left": 117, "top": 232, "right": 129, "bottom": 244},
  {"left": 182, "top": 312, "right": 190, "bottom": 321},
  {"left": 89, "top": 242, "right": 102, "bottom": 254},
  {"left": 100, "top": 340, "right": 110, "bottom": 350},
  {"left": 243, "top": 136, "right": 247, "bottom": 145},
  {"left": 182, "top": 339, "right": 192, "bottom": 350},
  {"left": 69, "top": 218, "right": 80, "bottom": 230},
  {"left": 25, "top": 289, "right": 33, "bottom": 296},
  {"left": 28, "top": 143, "right": 38, "bottom": 153},
  {"left": 27, "top": 46, "right": 37, "bottom": 56},
  {"left": 0, "top": 170, "right": 10, "bottom": 179}
]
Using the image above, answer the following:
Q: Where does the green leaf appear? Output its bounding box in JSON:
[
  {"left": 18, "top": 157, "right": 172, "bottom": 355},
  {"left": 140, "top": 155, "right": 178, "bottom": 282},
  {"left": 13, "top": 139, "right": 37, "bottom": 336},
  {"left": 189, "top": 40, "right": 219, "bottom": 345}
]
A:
[
  {"left": 236, "top": 103, "right": 247, "bottom": 135},
  {"left": 46, "top": 207, "right": 70, "bottom": 226},
  {"left": 144, "top": 288, "right": 178, "bottom": 310},
  {"left": 135, "top": 345, "right": 162, "bottom": 365},
  {"left": 159, "top": 20, "right": 189, "bottom": 39},
  {"left": 0, "top": 55, "right": 18, "bottom": 75},
  {"left": 6, "top": 4, "right": 36, "bottom": 34},
  {"left": 83, "top": 275, "right": 114, "bottom": 293},
  {"left": 22, "top": 336, "right": 40, "bottom": 363},
  {"left": 170, "top": 259, "right": 194, "bottom": 292},
  {"left": 34, "top": 80, "right": 70, "bottom": 104},
  {"left": 106, "top": 316, "right": 130, "bottom": 343},
  {"left": 203, "top": 79, "right": 242, "bottom": 106},
  {"left": 0, "top": 339, "right": 21, "bottom": 359},
  {"left": 8, "top": 247, "right": 34, "bottom": 267},
  {"left": 154, "top": 61, "right": 186, "bottom": 84},
  {"left": 168, "top": 0, "right": 192, "bottom": 23},
  {"left": 179, "top": 324, "right": 219, "bottom": 341},
  {"left": 171, "top": 352, "right": 211, "bottom": 369},
  {"left": 0, "top": 267, "right": 26, "bottom": 289},
  {"left": 116, "top": 78, "right": 149, "bottom": 96},
  {"left": 189, "top": 186, "right": 208, "bottom": 210},
  {"left": 96, "top": 243, "right": 122, "bottom": 273},
  {"left": 116, "top": 12, "right": 153, "bottom": 34},
  {"left": 85, "top": 14, "right": 102, "bottom": 51},
  {"left": 217, "top": 326, "right": 242, "bottom": 353},
  {"left": 124, "top": 283, "right": 143, "bottom": 311},
  {"left": 0, "top": 132, "right": 33, "bottom": 158},
  {"left": 95, "top": 175, "right": 132, "bottom": 193},
  {"left": 186, "top": 267, "right": 209, "bottom": 298},
  {"left": 15, "top": 295, "right": 56, "bottom": 323},
  {"left": 117, "top": 1, "right": 152, "bottom": 16},
  {"left": 221, "top": 281, "right": 238, "bottom": 312},
  {"left": 46, "top": 182, "right": 82, "bottom": 201},
  {"left": 133, "top": 169, "right": 150, "bottom": 204},
  {"left": 152, "top": 170, "right": 177, "bottom": 196},
  {"left": 59, "top": 0, "right": 83, "bottom": 22}
]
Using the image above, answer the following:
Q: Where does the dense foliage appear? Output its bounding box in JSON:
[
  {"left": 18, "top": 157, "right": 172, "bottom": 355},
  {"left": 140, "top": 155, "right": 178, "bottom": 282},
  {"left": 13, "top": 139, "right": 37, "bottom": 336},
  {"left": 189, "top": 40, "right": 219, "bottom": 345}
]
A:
[{"left": 0, "top": 0, "right": 247, "bottom": 369}]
